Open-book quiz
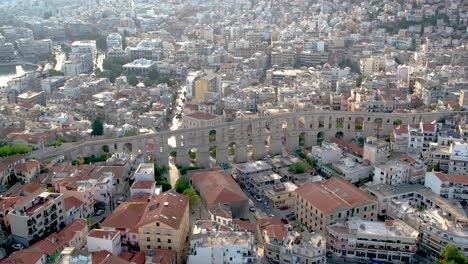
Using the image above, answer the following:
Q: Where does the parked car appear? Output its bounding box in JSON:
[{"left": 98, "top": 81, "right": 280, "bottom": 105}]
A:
[
  {"left": 263, "top": 202, "right": 269, "bottom": 208},
  {"left": 326, "top": 251, "right": 333, "bottom": 258},
  {"left": 281, "top": 218, "right": 289, "bottom": 224},
  {"left": 12, "top": 244, "right": 24, "bottom": 250},
  {"left": 239, "top": 218, "right": 250, "bottom": 222},
  {"left": 255, "top": 195, "right": 262, "bottom": 202},
  {"left": 94, "top": 209, "right": 105, "bottom": 216},
  {"left": 249, "top": 206, "right": 256, "bottom": 212},
  {"left": 116, "top": 197, "right": 125, "bottom": 205},
  {"left": 280, "top": 205, "right": 289, "bottom": 210}
]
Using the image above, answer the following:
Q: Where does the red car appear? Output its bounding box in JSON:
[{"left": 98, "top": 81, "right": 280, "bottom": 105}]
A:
[
  {"left": 281, "top": 218, "right": 289, "bottom": 224},
  {"left": 280, "top": 205, "right": 289, "bottom": 210}
]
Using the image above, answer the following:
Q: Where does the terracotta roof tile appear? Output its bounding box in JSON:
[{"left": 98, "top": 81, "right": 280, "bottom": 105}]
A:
[
  {"left": 1, "top": 247, "right": 45, "bottom": 264},
  {"left": 295, "top": 178, "right": 377, "bottom": 214},
  {"left": 185, "top": 111, "right": 220, "bottom": 120},
  {"left": 101, "top": 202, "right": 147, "bottom": 233},
  {"left": 433, "top": 172, "right": 468, "bottom": 184},
  {"left": 88, "top": 229, "right": 120, "bottom": 240},
  {"left": 14, "top": 160, "right": 39, "bottom": 173},
  {"left": 152, "top": 249, "right": 177, "bottom": 264},
  {"left": 130, "top": 181, "right": 154, "bottom": 189},
  {"left": 92, "top": 250, "right": 130, "bottom": 264},
  {"left": 192, "top": 170, "right": 248, "bottom": 208},
  {"left": 64, "top": 196, "right": 84, "bottom": 210},
  {"left": 137, "top": 190, "right": 188, "bottom": 229}
]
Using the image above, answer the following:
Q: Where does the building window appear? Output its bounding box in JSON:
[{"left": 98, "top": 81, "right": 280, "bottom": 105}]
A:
[
  {"left": 168, "top": 239, "right": 171, "bottom": 243},
  {"left": 146, "top": 237, "right": 150, "bottom": 241}
]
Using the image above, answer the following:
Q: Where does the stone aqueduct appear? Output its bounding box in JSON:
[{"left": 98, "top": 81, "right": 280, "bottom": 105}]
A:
[{"left": 30, "top": 111, "right": 464, "bottom": 167}]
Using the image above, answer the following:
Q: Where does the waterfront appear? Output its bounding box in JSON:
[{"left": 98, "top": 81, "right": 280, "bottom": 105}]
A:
[{"left": 0, "top": 64, "right": 38, "bottom": 88}]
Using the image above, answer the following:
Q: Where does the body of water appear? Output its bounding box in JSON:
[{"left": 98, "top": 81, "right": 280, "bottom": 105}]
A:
[{"left": 0, "top": 64, "right": 38, "bottom": 87}]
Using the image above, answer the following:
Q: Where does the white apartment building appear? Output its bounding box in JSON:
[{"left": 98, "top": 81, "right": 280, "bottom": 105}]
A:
[
  {"left": 363, "top": 137, "right": 390, "bottom": 165},
  {"left": 188, "top": 226, "right": 257, "bottom": 264},
  {"left": 311, "top": 142, "right": 343, "bottom": 165},
  {"left": 70, "top": 41, "right": 96, "bottom": 73},
  {"left": 8, "top": 191, "right": 66, "bottom": 246},
  {"left": 449, "top": 142, "right": 468, "bottom": 174},
  {"left": 234, "top": 161, "right": 273, "bottom": 185},
  {"left": 87, "top": 229, "right": 122, "bottom": 256},
  {"left": 106, "top": 33, "right": 122, "bottom": 50},
  {"left": 425, "top": 171, "right": 468, "bottom": 202},
  {"left": 133, "top": 163, "right": 155, "bottom": 181},
  {"left": 373, "top": 159, "right": 410, "bottom": 186},
  {"left": 327, "top": 218, "right": 418, "bottom": 264}
]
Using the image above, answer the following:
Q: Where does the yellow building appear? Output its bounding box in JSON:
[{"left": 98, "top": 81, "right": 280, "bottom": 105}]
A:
[
  {"left": 137, "top": 190, "right": 189, "bottom": 264},
  {"left": 193, "top": 73, "right": 220, "bottom": 103},
  {"left": 294, "top": 178, "right": 378, "bottom": 234}
]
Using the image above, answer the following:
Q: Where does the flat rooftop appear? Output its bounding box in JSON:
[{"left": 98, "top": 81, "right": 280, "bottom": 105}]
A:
[
  {"left": 235, "top": 161, "right": 272, "bottom": 174},
  {"left": 366, "top": 183, "right": 425, "bottom": 198}
]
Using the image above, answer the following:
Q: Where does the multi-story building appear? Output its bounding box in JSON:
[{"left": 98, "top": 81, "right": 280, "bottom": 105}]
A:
[
  {"left": 8, "top": 191, "right": 65, "bottom": 246},
  {"left": 87, "top": 229, "right": 122, "bottom": 256},
  {"left": 311, "top": 142, "right": 343, "bottom": 165},
  {"left": 122, "top": 59, "right": 157, "bottom": 75},
  {"left": 17, "top": 91, "right": 46, "bottom": 108},
  {"left": 193, "top": 73, "right": 221, "bottom": 103},
  {"left": 101, "top": 201, "right": 147, "bottom": 248},
  {"left": 424, "top": 142, "right": 451, "bottom": 172},
  {"left": 360, "top": 57, "right": 385, "bottom": 76},
  {"left": 294, "top": 178, "right": 378, "bottom": 233},
  {"left": 234, "top": 161, "right": 273, "bottom": 186},
  {"left": 133, "top": 163, "right": 155, "bottom": 181},
  {"left": 187, "top": 221, "right": 257, "bottom": 264},
  {"left": 106, "top": 33, "right": 122, "bottom": 50},
  {"left": 321, "top": 157, "right": 374, "bottom": 184},
  {"left": 327, "top": 218, "right": 418, "bottom": 263},
  {"left": 55, "top": 179, "right": 95, "bottom": 219},
  {"left": 259, "top": 217, "right": 326, "bottom": 264},
  {"left": 137, "top": 190, "right": 189, "bottom": 263},
  {"left": 449, "top": 142, "right": 468, "bottom": 174},
  {"left": 363, "top": 137, "right": 390, "bottom": 165},
  {"left": 181, "top": 111, "right": 223, "bottom": 129},
  {"left": 14, "top": 159, "right": 40, "bottom": 183},
  {"left": 373, "top": 159, "right": 410, "bottom": 186},
  {"left": 70, "top": 41, "right": 96, "bottom": 73},
  {"left": 264, "top": 182, "right": 298, "bottom": 208},
  {"left": 425, "top": 171, "right": 468, "bottom": 202}
]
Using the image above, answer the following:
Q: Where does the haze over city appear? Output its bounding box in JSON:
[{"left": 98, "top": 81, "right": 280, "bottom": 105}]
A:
[{"left": 0, "top": 0, "right": 466, "bottom": 263}]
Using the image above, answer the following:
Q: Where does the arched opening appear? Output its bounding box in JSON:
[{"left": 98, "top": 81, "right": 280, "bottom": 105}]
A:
[
  {"left": 317, "top": 132, "right": 324, "bottom": 146},
  {"left": 393, "top": 119, "right": 402, "bottom": 127},
  {"left": 102, "top": 145, "right": 109, "bottom": 153},
  {"left": 355, "top": 117, "right": 363, "bottom": 131},
  {"left": 123, "top": 143, "right": 133, "bottom": 153},
  {"left": 228, "top": 127, "right": 236, "bottom": 141},
  {"left": 247, "top": 139, "right": 254, "bottom": 161},
  {"left": 298, "top": 116, "right": 306, "bottom": 129},
  {"left": 168, "top": 135, "right": 176, "bottom": 148},
  {"left": 336, "top": 117, "right": 344, "bottom": 129},
  {"left": 188, "top": 148, "right": 197, "bottom": 164},
  {"left": 247, "top": 124, "right": 253, "bottom": 137},
  {"left": 169, "top": 149, "right": 177, "bottom": 164},
  {"left": 209, "top": 129, "right": 216, "bottom": 142},
  {"left": 209, "top": 146, "right": 217, "bottom": 164},
  {"left": 318, "top": 116, "right": 325, "bottom": 128},
  {"left": 328, "top": 116, "right": 332, "bottom": 129},
  {"left": 374, "top": 118, "right": 383, "bottom": 138},
  {"left": 228, "top": 142, "right": 236, "bottom": 157},
  {"left": 299, "top": 132, "right": 307, "bottom": 147},
  {"left": 335, "top": 131, "right": 344, "bottom": 139}
]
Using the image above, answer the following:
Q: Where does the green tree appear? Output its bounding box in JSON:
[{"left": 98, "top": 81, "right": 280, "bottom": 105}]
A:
[
  {"left": 148, "top": 69, "right": 160, "bottom": 81},
  {"left": 127, "top": 75, "right": 138, "bottom": 86},
  {"left": 358, "top": 137, "right": 365, "bottom": 146},
  {"left": 175, "top": 176, "right": 190, "bottom": 193},
  {"left": 91, "top": 118, "right": 104, "bottom": 136},
  {"left": 188, "top": 150, "right": 196, "bottom": 160},
  {"left": 393, "top": 119, "right": 402, "bottom": 126},
  {"left": 143, "top": 78, "right": 153, "bottom": 87},
  {"left": 96, "top": 35, "right": 107, "bottom": 51},
  {"left": 0, "top": 144, "right": 32, "bottom": 157},
  {"left": 288, "top": 161, "right": 310, "bottom": 174},
  {"left": 435, "top": 244, "right": 466, "bottom": 264},
  {"left": 182, "top": 188, "right": 201, "bottom": 207},
  {"left": 356, "top": 74, "right": 364, "bottom": 87},
  {"left": 48, "top": 69, "right": 63, "bottom": 76}
]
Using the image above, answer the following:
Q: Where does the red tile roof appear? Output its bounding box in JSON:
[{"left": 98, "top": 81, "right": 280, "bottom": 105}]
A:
[
  {"left": 433, "top": 172, "right": 468, "bottom": 184},
  {"left": 14, "top": 160, "right": 39, "bottom": 173},
  {"left": 3, "top": 154, "right": 24, "bottom": 165},
  {"left": 295, "top": 178, "right": 377, "bottom": 214},
  {"left": 152, "top": 249, "right": 177, "bottom": 264},
  {"left": 92, "top": 250, "right": 130, "bottom": 264},
  {"left": 330, "top": 138, "right": 363, "bottom": 157},
  {"left": 130, "top": 180, "right": 154, "bottom": 189},
  {"left": 137, "top": 190, "right": 188, "bottom": 229},
  {"left": 1, "top": 248, "right": 45, "bottom": 264},
  {"left": 64, "top": 196, "right": 84, "bottom": 210},
  {"left": 88, "top": 229, "right": 120, "bottom": 240},
  {"left": 192, "top": 170, "right": 248, "bottom": 208},
  {"left": 30, "top": 219, "right": 87, "bottom": 256},
  {"left": 185, "top": 111, "right": 220, "bottom": 120},
  {"left": 101, "top": 202, "right": 147, "bottom": 232}
]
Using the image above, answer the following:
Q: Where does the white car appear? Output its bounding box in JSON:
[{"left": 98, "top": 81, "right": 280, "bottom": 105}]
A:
[
  {"left": 12, "top": 243, "right": 24, "bottom": 250},
  {"left": 116, "top": 197, "right": 125, "bottom": 205}
]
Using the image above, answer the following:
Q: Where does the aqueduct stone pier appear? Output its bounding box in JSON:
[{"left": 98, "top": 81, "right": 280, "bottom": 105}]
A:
[{"left": 29, "top": 110, "right": 465, "bottom": 167}]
